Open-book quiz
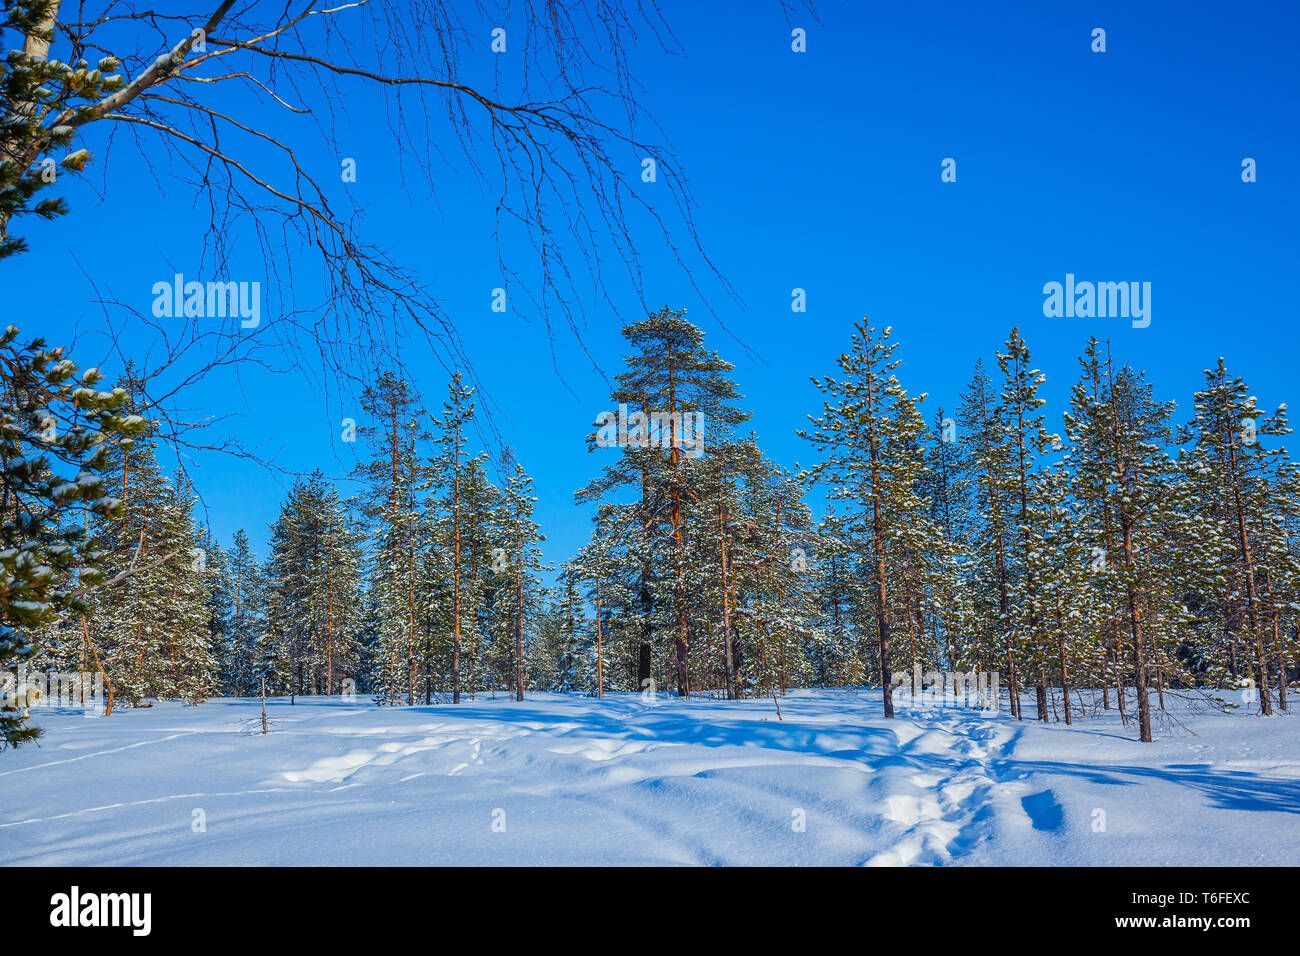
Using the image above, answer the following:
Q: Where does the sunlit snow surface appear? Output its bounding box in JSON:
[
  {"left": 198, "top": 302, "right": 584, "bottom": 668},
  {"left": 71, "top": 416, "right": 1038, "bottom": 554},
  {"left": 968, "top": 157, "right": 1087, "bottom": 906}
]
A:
[{"left": 2, "top": 689, "right": 1295, "bottom": 865}]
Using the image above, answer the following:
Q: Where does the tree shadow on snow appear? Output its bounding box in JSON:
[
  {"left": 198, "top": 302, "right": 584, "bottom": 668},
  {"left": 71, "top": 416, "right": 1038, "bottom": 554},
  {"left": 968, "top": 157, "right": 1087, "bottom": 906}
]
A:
[{"left": 995, "top": 759, "right": 1300, "bottom": 815}]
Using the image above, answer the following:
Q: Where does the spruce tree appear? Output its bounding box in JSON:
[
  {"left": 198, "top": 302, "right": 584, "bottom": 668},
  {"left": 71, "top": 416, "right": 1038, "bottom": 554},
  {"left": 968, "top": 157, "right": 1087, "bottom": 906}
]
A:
[
  {"left": 217, "top": 529, "right": 266, "bottom": 696},
  {"left": 569, "top": 505, "right": 630, "bottom": 698},
  {"left": 80, "top": 376, "right": 215, "bottom": 708}
]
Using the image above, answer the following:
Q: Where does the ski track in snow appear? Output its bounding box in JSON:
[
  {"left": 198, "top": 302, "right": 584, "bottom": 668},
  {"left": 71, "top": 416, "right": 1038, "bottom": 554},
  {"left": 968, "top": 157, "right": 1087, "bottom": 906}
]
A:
[{"left": 1, "top": 691, "right": 1296, "bottom": 866}]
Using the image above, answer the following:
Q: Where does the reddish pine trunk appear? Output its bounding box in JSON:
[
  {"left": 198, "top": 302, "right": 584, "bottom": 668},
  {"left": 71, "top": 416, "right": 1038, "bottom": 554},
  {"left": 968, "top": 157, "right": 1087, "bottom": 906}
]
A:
[
  {"left": 515, "top": 543, "right": 525, "bottom": 702},
  {"left": 1120, "top": 514, "right": 1152, "bottom": 743},
  {"left": 594, "top": 584, "right": 604, "bottom": 700}
]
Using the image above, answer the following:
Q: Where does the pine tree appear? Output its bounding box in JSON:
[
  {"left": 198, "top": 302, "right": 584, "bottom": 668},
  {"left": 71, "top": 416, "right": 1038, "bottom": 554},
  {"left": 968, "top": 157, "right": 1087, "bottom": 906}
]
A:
[
  {"left": 498, "top": 457, "right": 545, "bottom": 701},
  {"left": 1257, "top": 459, "right": 1300, "bottom": 711},
  {"left": 1065, "top": 345, "right": 1191, "bottom": 741},
  {"left": 919, "top": 406, "right": 976, "bottom": 674},
  {"left": 801, "top": 320, "right": 932, "bottom": 718},
  {"left": 580, "top": 307, "right": 748, "bottom": 696},
  {"left": 354, "top": 371, "right": 430, "bottom": 705},
  {"left": 1185, "top": 359, "right": 1291, "bottom": 715},
  {"left": 1, "top": 326, "right": 137, "bottom": 743},
  {"left": 878, "top": 395, "right": 948, "bottom": 709},
  {"left": 957, "top": 357, "right": 1019, "bottom": 714},
  {"left": 428, "top": 372, "right": 489, "bottom": 703},
  {"left": 1026, "top": 462, "right": 1081, "bottom": 723},
  {"left": 997, "top": 328, "right": 1053, "bottom": 720}
]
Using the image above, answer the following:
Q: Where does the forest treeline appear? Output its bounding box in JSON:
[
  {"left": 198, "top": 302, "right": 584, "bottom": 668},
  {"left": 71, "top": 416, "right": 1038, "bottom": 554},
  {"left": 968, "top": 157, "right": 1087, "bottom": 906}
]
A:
[{"left": 3, "top": 308, "right": 1297, "bottom": 745}]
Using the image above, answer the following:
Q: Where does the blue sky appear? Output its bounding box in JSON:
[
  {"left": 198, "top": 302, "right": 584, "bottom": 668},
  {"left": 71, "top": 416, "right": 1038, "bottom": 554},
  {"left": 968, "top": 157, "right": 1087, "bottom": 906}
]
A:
[{"left": 17, "top": 0, "right": 1300, "bottom": 574}]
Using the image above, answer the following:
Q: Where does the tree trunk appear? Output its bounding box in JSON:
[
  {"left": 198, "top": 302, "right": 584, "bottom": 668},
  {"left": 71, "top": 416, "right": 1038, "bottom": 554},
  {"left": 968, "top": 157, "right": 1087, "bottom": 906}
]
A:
[
  {"left": 666, "top": 365, "right": 690, "bottom": 698},
  {"left": 719, "top": 490, "right": 736, "bottom": 700},
  {"left": 1121, "top": 514, "right": 1152, "bottom": 743},
  {"left": 515, "top": 544, "right": 525, "bottom": 702},
  {"left": 1055, "top": 606, "right": 1071, "bottom": 725},
  {"left": 406, "top": 491, "right": 417, "bottom": 707},
  {"left": 594, "top": 585, "right": 604, "bottom": 700},
  {"left": 637, "top": 466, "right": 653, "bottom": 691},
  {"left": 1113, "top": 625, "right": 1127, "bottom": 726},
  {"left": 84, "top": 614, "right": 114, "bottom": 717},
  {"left": 1277, "top": 630, "right": 1290, "bottom": 712},
  {"left": 326, "top": 524, "right": 335, "bottom": 696},
  {"left": 452, "top": 411, "right": 462, "bottom": 704},
  {"left": 873, "top": 476, "right": 892, "bottom": 718}
]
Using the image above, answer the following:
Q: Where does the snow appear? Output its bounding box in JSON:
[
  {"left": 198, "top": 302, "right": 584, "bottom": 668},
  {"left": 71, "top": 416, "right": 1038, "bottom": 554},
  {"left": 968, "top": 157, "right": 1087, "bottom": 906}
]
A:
[{"left": 1, "top": 690, "right": 1295, "bottom": 866}]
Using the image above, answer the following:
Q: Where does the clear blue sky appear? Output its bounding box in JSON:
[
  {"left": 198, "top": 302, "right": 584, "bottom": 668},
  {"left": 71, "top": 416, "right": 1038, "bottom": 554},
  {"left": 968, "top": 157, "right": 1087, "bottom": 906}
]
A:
[{"left": 18, "top": 0, "right": 1300, "bottom": 574}]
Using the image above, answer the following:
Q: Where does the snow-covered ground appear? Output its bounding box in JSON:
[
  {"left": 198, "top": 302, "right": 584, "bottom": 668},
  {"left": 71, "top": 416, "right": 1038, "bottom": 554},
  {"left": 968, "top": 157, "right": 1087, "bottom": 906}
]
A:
[{"left": 2, "top": 689, "right": 1295, "bottom": 865}]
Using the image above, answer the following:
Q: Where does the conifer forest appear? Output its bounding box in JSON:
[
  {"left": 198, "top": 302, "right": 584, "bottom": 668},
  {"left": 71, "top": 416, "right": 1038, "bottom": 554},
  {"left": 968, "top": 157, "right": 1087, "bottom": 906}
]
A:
[
  {"left": 1, "top": 0, "right": 1296, "bottom": 899},
  {"left": 11, "top": 314, "right": 1298, "bottom": 734}
]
